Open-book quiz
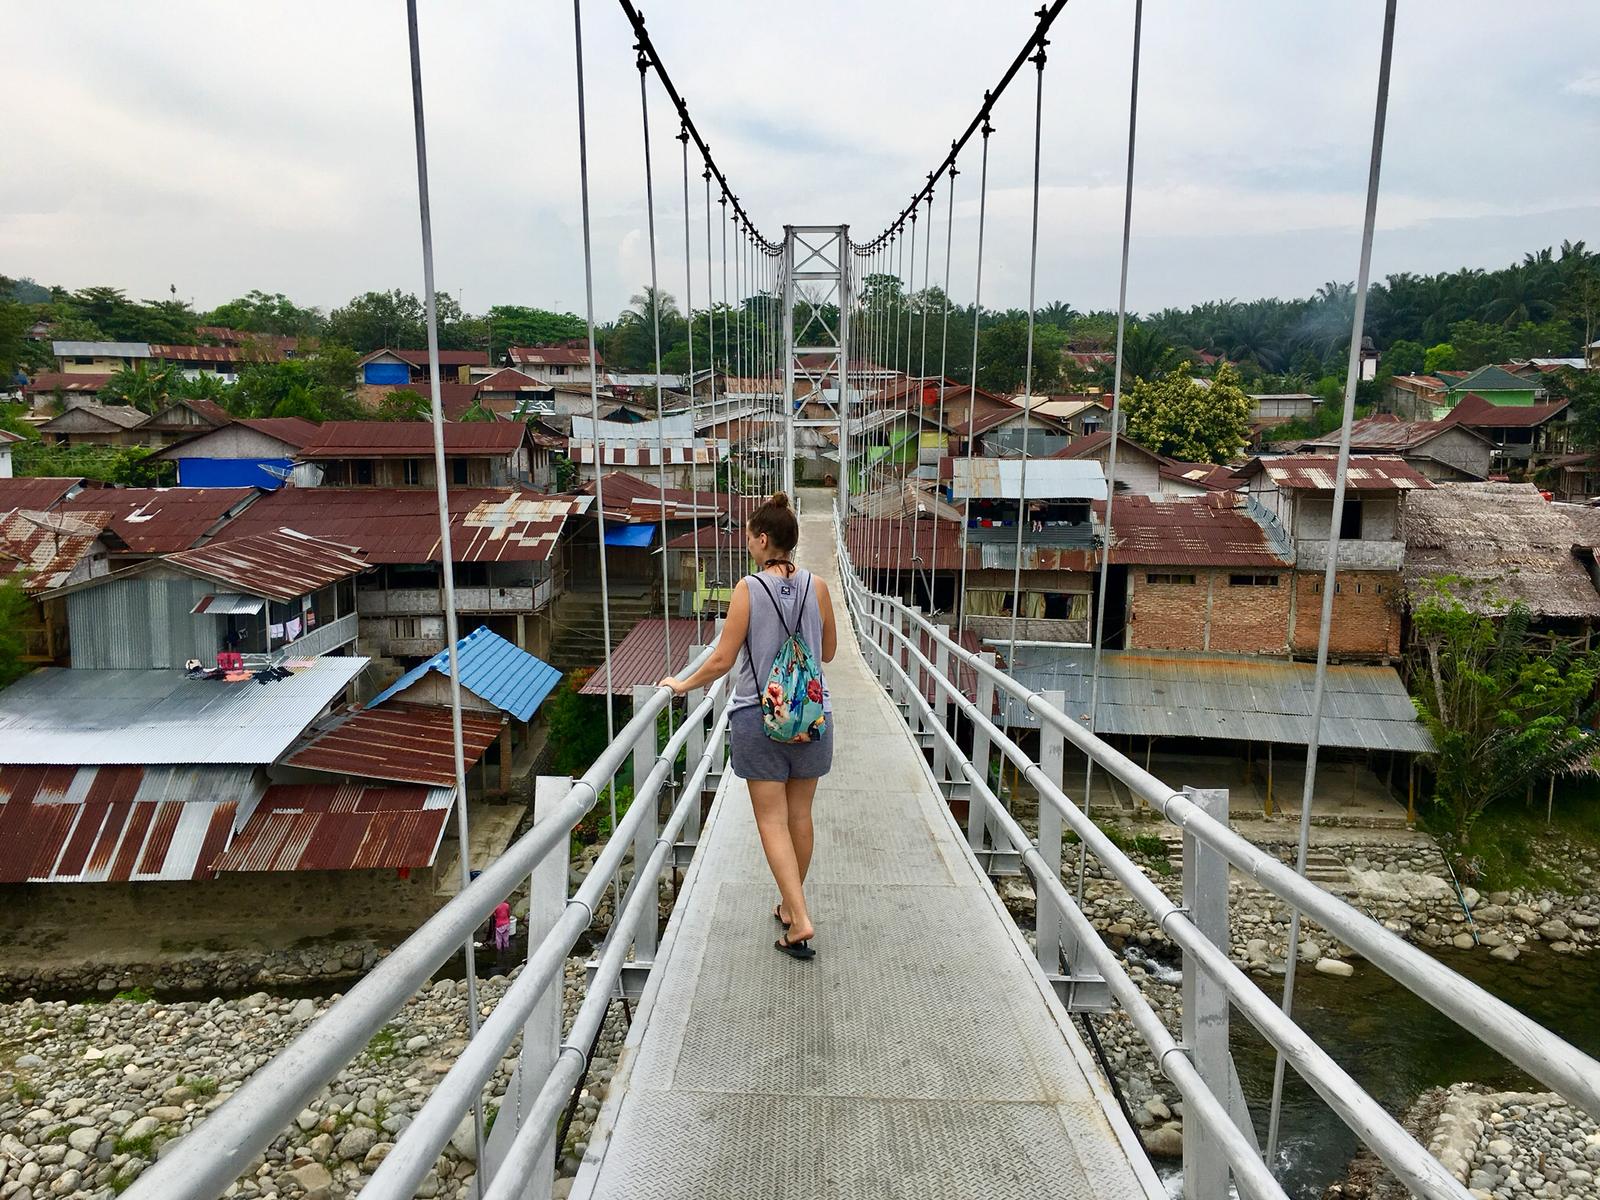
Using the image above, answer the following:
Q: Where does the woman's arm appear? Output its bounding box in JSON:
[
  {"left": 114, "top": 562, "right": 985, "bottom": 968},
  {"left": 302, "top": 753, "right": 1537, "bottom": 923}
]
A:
[
  {"left": 659, "top": 579, "right": 750, "bottom": 696},
  {"left": 815, "top": 577, "right": 837, "bottom": 663}
]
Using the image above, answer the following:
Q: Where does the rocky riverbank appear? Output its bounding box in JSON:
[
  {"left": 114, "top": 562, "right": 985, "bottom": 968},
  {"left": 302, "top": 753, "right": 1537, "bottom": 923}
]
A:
[
  {"left": 997, "top": 818, "right": 1600, "bottom": 1171},
  {"left": 0, "top": 964, "right": 621, "bottom": 1200}
]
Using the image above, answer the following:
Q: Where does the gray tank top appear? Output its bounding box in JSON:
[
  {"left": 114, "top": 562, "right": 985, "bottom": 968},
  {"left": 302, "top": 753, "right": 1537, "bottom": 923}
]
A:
[{"left": 731, "top": 567, "right": 831, "bottom": 714}]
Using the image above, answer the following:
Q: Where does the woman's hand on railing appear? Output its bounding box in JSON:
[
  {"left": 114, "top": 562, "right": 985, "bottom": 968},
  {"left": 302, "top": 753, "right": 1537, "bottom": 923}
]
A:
[{"left": 658, "top": 676, "right": 691, "bottom": 696}]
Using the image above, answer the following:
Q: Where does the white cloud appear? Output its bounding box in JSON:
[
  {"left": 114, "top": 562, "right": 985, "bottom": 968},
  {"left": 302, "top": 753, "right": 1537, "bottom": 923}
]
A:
[{"left": 2, "top": 0, "right": 1596, "bottom": 317}]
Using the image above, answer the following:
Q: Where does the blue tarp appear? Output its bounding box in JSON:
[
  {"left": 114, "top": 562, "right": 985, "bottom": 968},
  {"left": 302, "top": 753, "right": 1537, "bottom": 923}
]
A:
[
  {"left": 177, "top": 457, "right": 293, "bottom": 489},
  {"left": 604, "top": 523, "right": 656, "bottom": 548},
  {"left": 363, "top": 362, "right": 412, "bottom": 385},
  {"left": 367, "top": 625, "right": 562, "bottom": 723}
]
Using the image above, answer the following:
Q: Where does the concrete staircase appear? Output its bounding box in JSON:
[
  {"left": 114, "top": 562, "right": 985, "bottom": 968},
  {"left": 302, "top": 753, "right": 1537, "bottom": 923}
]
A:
[{"left": 547, "top": 588, "right": 658, "bottom": 673}]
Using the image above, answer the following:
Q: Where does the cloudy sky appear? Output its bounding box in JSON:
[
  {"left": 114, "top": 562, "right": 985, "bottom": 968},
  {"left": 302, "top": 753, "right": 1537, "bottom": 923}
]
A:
[{"left": 4, "top": 1, "right": 1597, "bottom": 323}]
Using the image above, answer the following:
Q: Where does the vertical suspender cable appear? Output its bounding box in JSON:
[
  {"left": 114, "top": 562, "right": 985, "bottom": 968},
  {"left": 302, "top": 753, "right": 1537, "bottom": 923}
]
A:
[
  {"left": 703, "top": 169, "right": 727, "bottom": 600},
  {"left": 679, "top": 126, "right": 702, "bottom": 643},
  {"left": 719, "top": 193, "right": 734, "bottom": 591},
  {"left": 1076, "top": 0, "right": 1144, "bottom": 903},
  {"left": 914, "top": 186, "right": 935, "bottom": 607},
  {"left": 930, "top": 158, "right": 957, "bottom": 611},
  {"left": 571, "top": 0, "right": 623, "bottom": 927},
  {"left": 1265, "top": 0, "right": 1398, "bottom": 1167},
  {"left": 1005, "top": 40, "right": 1049, "bottom": 664},
  {"left": 403, "top": 0, "right": 484, "bottom": 1174},
  {"left": 957, "top": 117, "right": 992, "bottom": 640},
  {"left": 635, "top": 47, "right": 674, "bottom": 691},
  {"left": 895, "top": 214, "right": 916, "bottom": 602}
]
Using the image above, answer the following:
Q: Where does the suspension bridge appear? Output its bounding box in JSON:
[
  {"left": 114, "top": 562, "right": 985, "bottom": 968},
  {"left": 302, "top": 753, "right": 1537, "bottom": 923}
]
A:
[{"left": 116, "top": 1, "right": 1600, "bottom": 1199}]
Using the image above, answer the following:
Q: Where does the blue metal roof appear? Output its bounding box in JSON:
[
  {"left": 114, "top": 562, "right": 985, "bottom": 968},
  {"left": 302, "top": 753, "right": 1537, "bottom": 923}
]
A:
[
  {"left": 605, "top": 522, "right": 656, "bottom": 547},
  {"left": 368, "top": 626, "right": 562, "bottom": 722}
]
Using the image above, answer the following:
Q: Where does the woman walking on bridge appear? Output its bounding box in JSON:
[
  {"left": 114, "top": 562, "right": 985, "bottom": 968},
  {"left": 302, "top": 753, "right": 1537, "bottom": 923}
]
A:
[{"left": 661, "top": 492, "right": 836, "bottom": 961}]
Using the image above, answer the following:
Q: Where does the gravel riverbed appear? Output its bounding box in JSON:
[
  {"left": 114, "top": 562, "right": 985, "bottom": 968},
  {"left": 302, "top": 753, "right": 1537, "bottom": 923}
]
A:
[{"left": 0, "top": 965, "right": 620, "bottom": 1200}]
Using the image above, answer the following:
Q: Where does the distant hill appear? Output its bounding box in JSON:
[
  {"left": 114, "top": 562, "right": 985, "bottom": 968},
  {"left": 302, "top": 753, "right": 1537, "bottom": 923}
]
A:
[{"left": 2, "top": 276, "right": 52, "bottom": 304}]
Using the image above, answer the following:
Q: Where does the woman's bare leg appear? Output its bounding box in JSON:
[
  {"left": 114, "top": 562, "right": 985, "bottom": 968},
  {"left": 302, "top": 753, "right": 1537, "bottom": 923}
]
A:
[
  {"left": 749, "top": 778, "right": 813, "bottom": 942},
  {"left": 786, "top": 775, "right": 819, "bottom": 884}
]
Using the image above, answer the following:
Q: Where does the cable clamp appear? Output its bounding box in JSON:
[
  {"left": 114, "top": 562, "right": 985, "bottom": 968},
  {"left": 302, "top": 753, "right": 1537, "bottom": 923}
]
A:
[
  {"left": 565, "top": 896, "right": 595, "bottom": 925},
  {"left": 1157, "top": 1044, "right": 1191, "bottom": 1077},
  {"left": 1157, "top": 906, "right": 1192, "bottom": 937}
]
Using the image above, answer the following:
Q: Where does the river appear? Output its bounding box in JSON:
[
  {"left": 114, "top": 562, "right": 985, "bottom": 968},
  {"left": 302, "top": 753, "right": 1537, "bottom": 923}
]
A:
[{"left": 1194, "top": 947, "right": 1600, "bottom": 1198}]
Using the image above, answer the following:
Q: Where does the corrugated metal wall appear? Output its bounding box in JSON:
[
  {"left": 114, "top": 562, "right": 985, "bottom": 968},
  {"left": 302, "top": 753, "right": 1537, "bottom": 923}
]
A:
[{"left": 68, "top": 573, "right": 229, "bottom": 669}]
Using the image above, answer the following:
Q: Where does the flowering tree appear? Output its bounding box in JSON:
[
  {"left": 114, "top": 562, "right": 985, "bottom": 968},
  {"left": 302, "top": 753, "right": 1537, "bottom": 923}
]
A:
[{"left": 1122, "top": 362, "right": 1252, "bottom": 464}]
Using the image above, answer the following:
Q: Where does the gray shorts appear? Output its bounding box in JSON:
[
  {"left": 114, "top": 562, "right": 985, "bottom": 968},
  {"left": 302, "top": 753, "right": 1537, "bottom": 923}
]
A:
[{"left": 729, "top": 705, "right": 834, "bottom": 782}]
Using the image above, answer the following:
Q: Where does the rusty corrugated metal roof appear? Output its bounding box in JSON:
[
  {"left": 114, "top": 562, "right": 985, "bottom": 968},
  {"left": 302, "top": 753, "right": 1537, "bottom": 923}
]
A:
[
  {"left": 510, "top": 345, "right": 602, "bottom": 367},
  {"left": 299, "top": 420, "right": 527, "bottom": 458},
  {"left": 282, "top": 703, "right": 502, "bottom": 787},
  {"left": 59, "top": 486, "right": 259, "bottom": 553},
  {"left": 164, "top": 527, "right": 369, "bottom": 601},
  {"left": 210, "top": 782, "right": 453, "bottom": 873},
  {"left": 578, "top": 619, "right": 703, "bottom": 696},
  {"left": 0, "top": 508, "right": 111, "bottom": 593},
  {"left": 0, "top": 477, "right": 84, "bottom": 511},
  {"left": 1109, "top": 494, "right": 1290, "bottom": 568},
  {"left": 211, "top": 488, "right": 587, "bottom": 565},
  {"left": 0, "top": 763, "right": 255, "bottom": 882},
  {"left": 1243, "top": 454, "right": 1432, "bottom": 491},
  {"left": 844, "top": 520, "right": 977, "bottom": 572}
]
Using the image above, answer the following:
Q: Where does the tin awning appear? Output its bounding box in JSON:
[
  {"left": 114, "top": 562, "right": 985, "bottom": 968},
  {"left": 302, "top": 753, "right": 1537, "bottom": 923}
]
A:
[{"left": 191, "top": 592, "right": 266, "bottom": 615}]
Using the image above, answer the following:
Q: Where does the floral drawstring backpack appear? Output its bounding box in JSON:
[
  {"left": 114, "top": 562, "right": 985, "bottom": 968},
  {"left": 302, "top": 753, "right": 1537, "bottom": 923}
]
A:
[{"left": 748, "top": 574, "right": 827, "bottom": 743}]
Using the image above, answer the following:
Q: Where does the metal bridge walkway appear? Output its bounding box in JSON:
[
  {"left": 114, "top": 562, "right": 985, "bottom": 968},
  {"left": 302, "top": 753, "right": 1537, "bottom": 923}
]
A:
[{"left": 571, "top": 508, "right": 1162, "bottom": 1200}]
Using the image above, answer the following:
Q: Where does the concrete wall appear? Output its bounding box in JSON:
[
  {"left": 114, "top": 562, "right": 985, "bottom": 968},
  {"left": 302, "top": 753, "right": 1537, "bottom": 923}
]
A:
[
  {"left": 167, "top": 425, "right": 302, "bottom": 460},
  {"left": 1291, "top": 492, "right": 1401, "bottom": 541}
]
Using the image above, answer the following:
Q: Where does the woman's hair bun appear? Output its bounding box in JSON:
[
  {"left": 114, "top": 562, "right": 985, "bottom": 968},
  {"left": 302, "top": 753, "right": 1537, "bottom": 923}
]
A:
[{"left": 768, "top": 491, "right": 790, "bottom": 509}]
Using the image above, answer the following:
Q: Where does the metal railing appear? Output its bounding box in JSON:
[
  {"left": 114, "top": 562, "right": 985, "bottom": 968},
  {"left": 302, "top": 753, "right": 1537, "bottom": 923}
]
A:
[
  {"left": 125, "top": 641, "right": 730, "bottom": 1200},
  {"left": 832, "top": 507, "right": 1600, "bottom": 1200}
]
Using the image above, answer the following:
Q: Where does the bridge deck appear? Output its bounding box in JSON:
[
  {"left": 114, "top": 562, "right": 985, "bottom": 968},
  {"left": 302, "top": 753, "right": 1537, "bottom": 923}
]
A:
[{"left": 572, "top": 508, "right": 1162, "bottom": 1200}]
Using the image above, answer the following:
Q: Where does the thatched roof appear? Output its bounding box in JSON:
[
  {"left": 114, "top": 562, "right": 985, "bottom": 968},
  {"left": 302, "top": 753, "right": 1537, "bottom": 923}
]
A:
[{"left": 1403, "top": 482, "right": 1600, "bottom": 619}]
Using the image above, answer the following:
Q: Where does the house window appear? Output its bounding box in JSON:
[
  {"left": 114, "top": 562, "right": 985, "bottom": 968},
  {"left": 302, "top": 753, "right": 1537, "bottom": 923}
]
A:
[
  {"left": 451, "top": 458, "right": 469, "bottom": 485},
  {"left": 1339, "top": 499, "right": 1364, "bottom": 540},
  {"left": 1229, "top": 574, "right": 1279, "bottom": 587},
  {"left": 1312, "top": 580, "right": 1344, "bottom": 594},
  {"left": 392, "top": 618, "right": 420, "bottom": 640},
  {"left": 402, "top": 458, "right": 422, "bottom": 485},
  {"left": 354, "top": 459, "right": 374, "bottom": 486},
  {"left": 1145, "top": 573, "right": 1196, "bottom": 586}
]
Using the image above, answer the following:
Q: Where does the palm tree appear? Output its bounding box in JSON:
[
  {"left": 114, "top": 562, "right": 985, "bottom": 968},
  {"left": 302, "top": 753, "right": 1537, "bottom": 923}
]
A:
[
  {"left": 1114, "top": 323, "right": 1185, "bottom": 384},
  {"left": 1038, "top": 300, "right": 1079, "bottom": 329}
]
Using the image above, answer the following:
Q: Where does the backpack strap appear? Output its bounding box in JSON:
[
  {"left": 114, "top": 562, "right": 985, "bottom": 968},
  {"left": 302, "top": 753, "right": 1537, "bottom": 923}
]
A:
[{"left": 750, "top": 571, "right": 811, "bottom": 639}]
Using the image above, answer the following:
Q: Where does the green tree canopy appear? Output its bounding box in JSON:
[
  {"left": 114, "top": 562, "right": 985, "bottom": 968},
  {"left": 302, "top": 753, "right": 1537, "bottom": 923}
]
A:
[
  {"left": 226, "top": 347, "right": 361, "bottom": 421},
  {"left": 486, "top": 306, "right": 586, "bottom": 363},
  {"left": 1121, "top": 363, "right": 1252, "bottom": 463},
  {"left": 974, "top": 319, "right": 1064, "bottom": 394},
  {"left": 206, "top": 290, "right": 325, "bottom": 337}
]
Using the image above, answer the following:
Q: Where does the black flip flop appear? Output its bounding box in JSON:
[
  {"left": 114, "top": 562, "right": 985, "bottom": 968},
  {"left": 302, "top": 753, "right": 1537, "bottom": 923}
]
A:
[
  {"left": 775, "top": 934, "right": 816, "bottom": 961},
  {"left": 773, "top": 904, "right": 789, "bottom": 927}
]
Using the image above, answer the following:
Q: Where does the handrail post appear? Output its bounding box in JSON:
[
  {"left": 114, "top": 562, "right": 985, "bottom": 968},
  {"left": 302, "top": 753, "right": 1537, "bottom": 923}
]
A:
[
  {"left": 630, "top": 684, "right": 660, "bottom": 967},
  {"left": 482, "top": 776, "right": 570, "bottom": 1198},
  {"left": 967, "top": 650, "right": 997, "bottom": 852},
  {"left": 907, "top": 605, "right": 925, "bottom": 738},
  {"left": 684, "top": 647, "right": 707, "bottom": 849},
  {"left": 1181, "top": 785, "right": 1255, "bottom": 1193},
  {"left": 932, "top": 621, "right": 952, "bottom": 787},
  {"left": 883, "top": 598, "right": 896, "bottom": 691},
  {"left": 1036, "top": 689, "right": 1065, "bottom": 978}
]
